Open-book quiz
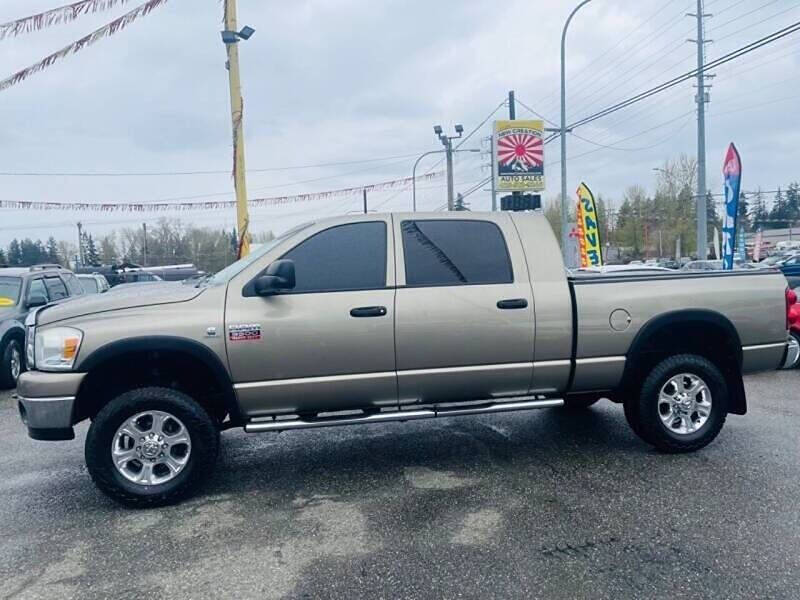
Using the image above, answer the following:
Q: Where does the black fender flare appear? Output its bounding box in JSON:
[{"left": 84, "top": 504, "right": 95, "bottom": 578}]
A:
[
  {"left": 77, "top": 336, "right": 243, "bottom": 424},
  {"left": 620, "top": 309, "right": 747, "bottom": 415}
]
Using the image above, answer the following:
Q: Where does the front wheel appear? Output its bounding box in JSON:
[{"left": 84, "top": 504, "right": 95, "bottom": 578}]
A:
[
  {"left": 626, "top": 354, "right": 728, "bottom": 453},
  {"left": 85, "top": 387, "right": 220, "bottom": 507},
  {"left": 0, "top": 338, "right": 24, "bottom": 389},
  {"left": 789, "top": 331, "right": 800, "bottom": 369}
]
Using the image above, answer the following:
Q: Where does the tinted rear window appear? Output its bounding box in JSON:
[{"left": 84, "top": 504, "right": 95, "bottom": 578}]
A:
[{"left": 401, "top": 220, "right": 513, "bottom": 286}]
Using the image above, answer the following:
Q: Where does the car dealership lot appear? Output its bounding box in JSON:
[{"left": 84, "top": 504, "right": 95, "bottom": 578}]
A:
[{"left": 1, "top": 371, "right": 798, "bottom": 600}]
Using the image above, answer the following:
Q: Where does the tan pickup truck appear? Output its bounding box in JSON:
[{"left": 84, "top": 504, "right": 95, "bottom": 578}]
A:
[{"left": 16, "top": 212, "right": 795, "bottom": 506}]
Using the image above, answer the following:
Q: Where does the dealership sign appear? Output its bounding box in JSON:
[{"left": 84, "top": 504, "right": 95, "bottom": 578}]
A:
[{"left": 494, "top": 120, "right": 545, "bottom": 192}]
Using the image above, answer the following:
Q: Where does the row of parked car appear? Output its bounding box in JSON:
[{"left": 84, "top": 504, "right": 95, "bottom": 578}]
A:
[
  {"left": 621, "top": 252, "right": 800, "bottom": 288},
  {"left": 0, "top": 263, "right": 204, "bottom": 389}
]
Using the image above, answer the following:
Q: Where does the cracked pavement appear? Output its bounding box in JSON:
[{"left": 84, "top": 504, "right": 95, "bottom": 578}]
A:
[{"left": 1, "top": 370, "right": 799, "bottom": 599}]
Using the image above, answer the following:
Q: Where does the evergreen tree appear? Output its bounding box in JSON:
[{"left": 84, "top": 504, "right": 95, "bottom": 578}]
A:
[
  {"left": 85, "top": 234, "right": 101, "bottom": 266},
  {"left": 231, "top": 228, "right": 239, "bottom": 257},
  {"left": 786, "top": 182, "right": 800, "bottom": 225},
  {"left": 769, "top": 187, "right": 787, "bottom": 225},
  {"left": 99, "top": 235, "right": 117, "bottom": 265},
  {"left": 749, "top": 188, "right": 769, "bottom": 228},
  {"left": 46, "top": 237, "right": 60, "bottom": 264},
  {"left": 0, "top": 248, "right": 6, "bottom": 265},
  {"left": 737, "top": 191, "right": 751, "bottom": 232},
  {"left": 8, "top": 239, "right": 22, "bottom": 266}
]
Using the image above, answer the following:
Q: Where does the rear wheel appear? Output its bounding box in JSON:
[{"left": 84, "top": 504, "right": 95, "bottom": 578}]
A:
[
  {"left": 85, "top": 387, "right": 220, "bottom": 507},
  {"left": 626, "top": 354, "right": 728, "bottom": 453},
  {"left": 0, "top": 338, "right": 24, "bottom": 389}
]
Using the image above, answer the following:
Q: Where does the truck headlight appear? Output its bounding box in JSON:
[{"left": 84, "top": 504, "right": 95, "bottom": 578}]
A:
[
  {"left": 34, "top": 327, "right": 83, "bottom": 371},
  {"left": 26, "top": 326, "right": 35, "bottom": 369}
]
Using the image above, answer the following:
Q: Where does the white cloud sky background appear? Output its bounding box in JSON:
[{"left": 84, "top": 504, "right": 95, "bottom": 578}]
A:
[{"left": 0, "top": 0, "right": 798, "bottom": 246}]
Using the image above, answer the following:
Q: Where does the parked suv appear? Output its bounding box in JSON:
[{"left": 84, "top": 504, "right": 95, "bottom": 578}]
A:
[
  {"left": 0, "top": 264, "right": 83, "bottom": 388},
  {"left": 77, "top": 273, "right": 110, "bottom": 295}
]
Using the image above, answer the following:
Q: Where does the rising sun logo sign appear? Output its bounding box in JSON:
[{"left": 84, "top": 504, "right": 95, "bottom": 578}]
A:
[{"left": 494, "top": 120, "right": 545, "bottom": 192}]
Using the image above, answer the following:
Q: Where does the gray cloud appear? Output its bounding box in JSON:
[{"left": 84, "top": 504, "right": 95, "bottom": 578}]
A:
[{"left": 0, "top": 0, "right": 798, "bottom": 246}]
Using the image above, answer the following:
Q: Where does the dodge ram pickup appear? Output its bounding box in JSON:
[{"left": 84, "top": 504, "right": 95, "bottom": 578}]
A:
[{"left": 16, "top": 212, "right": 796, "bottom": 506}]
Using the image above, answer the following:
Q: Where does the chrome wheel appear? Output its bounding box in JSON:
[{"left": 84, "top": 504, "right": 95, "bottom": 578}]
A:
[
  {"left": 111, "top": 410, "right": 192, "bottom": 486},
  {"left": 9, "top": 345, "right": 21, "bottom": 381},
  {"left": 658, "top": 373, "right": 712, "bottom": 435}
]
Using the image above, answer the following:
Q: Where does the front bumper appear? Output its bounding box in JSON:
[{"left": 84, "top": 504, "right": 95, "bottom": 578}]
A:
[
  {"left": 782, "top": 335, "right": 800, "bottom": 369},
  {"left": 16, "top": 371, "right": 86, "bottom": 441}
]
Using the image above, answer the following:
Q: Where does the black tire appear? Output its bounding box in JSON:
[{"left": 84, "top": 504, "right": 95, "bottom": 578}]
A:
[
  {"left": 0, "top": 338, "right": 24, "bottom": 390},
  {"left": 628, "top": 354, "right": 728, "bottom": 453},
  {"left": 85, "top": 387, "right": 220, "bottom": 508},
  {"left": 790, "top": 331, "right": 800, "bottom": 370},
  {"left": 562, "top": 394, "right": 601, "bottom": 410}
]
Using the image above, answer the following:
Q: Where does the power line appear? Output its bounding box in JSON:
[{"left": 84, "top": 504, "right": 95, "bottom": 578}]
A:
[
  {"left": 460, "top": 176, "right": 491, "bottom": 200},
  {"left": 0, "top": 152, "right": 431, "bottom": 177},
  {"left": 538, "top": 2, "right": 695, "bottom": 116},
  {"left": 707, "top": 0, "right": 784, "bottom": 33},
  {"left": 710, "top": 0, "right": 751, "bottom": 17},
  {"left": 546, "top": 111, "right": 695, "bottom": 167},
  {"left": 568, "top": 0, "right": 682, "bottom": 76},
  {"left": 370, "top": 99, "right": 507, "bottom": 212},
  {"left": 567, "top": 20, "right": 800, "bottom": 131},
  {"left": 712, "top": 1, "right": 800, "bottom": 43},
  {"left": 514, "top": 95, "right": 680, "bottom": 154}
]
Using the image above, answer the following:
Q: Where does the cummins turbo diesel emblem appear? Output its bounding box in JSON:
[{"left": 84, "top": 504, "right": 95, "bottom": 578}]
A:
[{"left": 228, "top": 323, "right": 261, "bottom": 341}]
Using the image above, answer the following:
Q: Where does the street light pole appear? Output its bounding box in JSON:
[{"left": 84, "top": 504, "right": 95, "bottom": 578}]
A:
[
  {"left": 412, "top": 148, "right": 481, "bottom": 211},
  {"left": 560, "top": 0, "right": 594, "bottom": 264},
  {"left": 412, "top": 150, "right": 444, "bottom": 212}
]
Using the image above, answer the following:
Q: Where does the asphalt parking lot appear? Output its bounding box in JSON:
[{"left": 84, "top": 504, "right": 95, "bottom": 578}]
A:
[{"left": 1, "top": 371, "right": 798, "bottom": 600}]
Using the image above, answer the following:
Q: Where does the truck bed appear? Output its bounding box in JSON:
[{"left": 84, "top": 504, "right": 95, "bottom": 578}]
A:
[{"left": 566, "top": 268, "right": 789, "bottom": 394}]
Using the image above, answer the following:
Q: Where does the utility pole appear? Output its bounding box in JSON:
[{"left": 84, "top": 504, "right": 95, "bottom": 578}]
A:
[
  {"left": 76, "top": 222, "right": 83, "bottom": 267},
  {"left": 363, "top": 189, "right": 368, "bottom": 214},
  {"left": 222, "top": 0, "right": 253, "bottom": 258},
  {"left": 142, "top": 222, "right": 148, "bottom": 266},
  {"left": 433, "top": 125, "right": 464, "bottom": 211},
  {"left": 489, "top": 135, "right": 497, "bottom": 211},
  {"left": 508, "top": 90, "right": 522, "bottom": 210},
  {"left": 445, "top": 138, "right": 455, "bottom": 211},
  {"left": 690, "top": 0, "right": 712, "bottom": 258}
]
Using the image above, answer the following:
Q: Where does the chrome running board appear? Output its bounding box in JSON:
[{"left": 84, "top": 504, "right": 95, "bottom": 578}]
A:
[{"left": 243, "top": 397, "right": 563, "bottom": 433}]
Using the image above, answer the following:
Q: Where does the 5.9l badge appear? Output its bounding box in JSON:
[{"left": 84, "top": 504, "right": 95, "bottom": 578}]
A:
[{"left": 228, "top": 323, "right": 262, "bottom": 342}]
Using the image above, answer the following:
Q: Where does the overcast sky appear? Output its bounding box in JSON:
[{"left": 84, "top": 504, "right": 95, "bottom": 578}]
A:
[{"left": 0, "top": 0, "right": 798, "bottom": 246}]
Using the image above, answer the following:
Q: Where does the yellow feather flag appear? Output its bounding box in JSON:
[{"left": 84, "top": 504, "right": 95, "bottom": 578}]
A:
[{"left": 575, "top": 182, "right": 603, "bottom": 268}]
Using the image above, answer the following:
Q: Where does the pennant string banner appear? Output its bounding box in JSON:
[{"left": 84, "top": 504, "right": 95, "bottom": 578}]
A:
[
  {"left": 0, "top": 171, "right": 444, "bottom": 212},
  {"left": 0, "top": 0, "right": 136, "bottom": 40},
  {"left": 0, "top": 0, "right": 169, "bottom": 92}
]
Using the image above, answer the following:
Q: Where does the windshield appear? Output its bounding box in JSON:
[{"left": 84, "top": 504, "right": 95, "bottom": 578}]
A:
[
  {"left": 202, "top": 222, "right": 315, "bottom": 286},
  {"left": 0, "top": 276, "right": 22, "bottom": 307}
]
